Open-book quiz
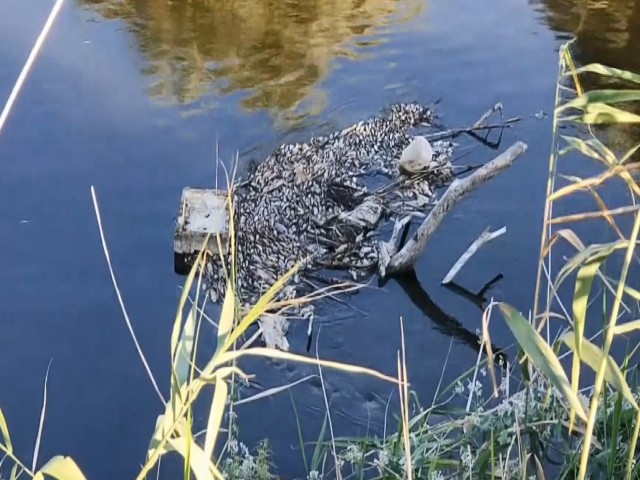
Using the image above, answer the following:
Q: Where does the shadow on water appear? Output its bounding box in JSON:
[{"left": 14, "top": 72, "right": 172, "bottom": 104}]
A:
[
  {"left": 78, "top": 0, "right": 423, "bottom": 122},
  {"left": 393, "top": 270, "right": 509, "bottom": 366}
]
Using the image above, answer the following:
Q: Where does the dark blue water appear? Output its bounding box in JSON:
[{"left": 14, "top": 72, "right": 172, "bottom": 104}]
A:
[{"left": 0, "top": 0, "right": 636, "bottom": 478}]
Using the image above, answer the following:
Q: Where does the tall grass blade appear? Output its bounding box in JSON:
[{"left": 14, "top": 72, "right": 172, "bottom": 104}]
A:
[
  {"left": 547, "top": 168, "right": 620, "bottom": 201},
  {"left": 233, "top": 375, "right": 316, "bottom": 406},
  {"left": 203, "top": 379, "right": 228, "bottom": 461},
  {"left": 10, "top": 464, "right": 20, "bottom": 480},
  {"left": 174, "top": 306, "right": 197, "bottom": 388},
  {"left": 498, "top": 303, "right": 587, "bottom": 421},
  {"left": 166, "top": 437, "right": 218, "bottom": 480},
  {"left": 572, "top": 255, "right": 604, "bottom": 356},
  {"left": 561, "top": 333, "right": 638, "bottom": 410},
  {"left": 581, "top": 138, "right": 617, "bottom": 164},
  {"left": 559, "top": 136, "right": 606, "bottom": 162},
  {"left": 608, "top": 393, "right": 623, "bottom": 477},
  {"left": 215, "top": 348, "right": 399, "bottom": 384},
  {"left": 574, "top": 103, "right": 640, "bottom": 124},
  {"left": 219, "top": 261, "right": 303, "bottom": 354},
  {"left": 613, "top": 319, "right": 640, "bottom": 335},
  {"left": 32, "top": 361, "right": 52, "bottom": 471},
  {"left": 533, "top": 454, "right": 546, "bottom": 480},
  {"left": 172, "top": 251, "right": 205, "bottom": 362},
  {"left": 568, "top": 64, "right": 640, "bottom": 84},
  {"left": 36, "top": 456, "right": 87, "bottom": 480},
  {"left": 289, "top": 392, "right": 308, "bottom": 473},
  {"left": 626, "top": 410, "right": 640, "bottom": 480},
  {"left": 555, "top": 241, "right": 626, "bottom": 290},
  {"left": 0, "top": 408, "right": 12, "bottom": 454},
  {"left": 568, "top": 254, "right": 604, "bottom": 429},
  {"left": 621, "top": 143, "right": 640, "bottom": 164},
  {"left": 214, "top": 282, "right": 235, "bottom": 355},
  {"left": 92, "top": 186, "right": 164, "bottom": 403},
  {"left": 558, "top": 90, "right": 640, "bottom": 113},
  {"left": 579, "top": 209, "right": 640, "bottom": 480},
  {"left": 311, "top": 412, "right": 328, "bottom": 472}
]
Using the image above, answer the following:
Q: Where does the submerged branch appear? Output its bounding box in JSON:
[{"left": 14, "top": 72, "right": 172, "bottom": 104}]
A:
[{"left": 442, "top": 226, "right": 506, "bottom": 284}]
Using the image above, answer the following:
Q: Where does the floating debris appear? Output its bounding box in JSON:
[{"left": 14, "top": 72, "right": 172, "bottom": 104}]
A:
[
  {"left": 398, "top": 136, "right": 434, "bottom": 173},
  {"left": 258, "top": 313, "right": 290, "bottom": 351},
  {"left": 204, "top": 102, "right": 454, "bottom": 305}
]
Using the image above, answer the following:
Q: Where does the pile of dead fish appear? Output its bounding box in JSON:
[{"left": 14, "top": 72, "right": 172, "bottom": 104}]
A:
[{"left": 205, "top": 103, "right": 454, "bottom": 306}]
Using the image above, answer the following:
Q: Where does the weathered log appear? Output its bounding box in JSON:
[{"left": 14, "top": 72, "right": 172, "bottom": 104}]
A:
[{"left": 380, "top": 141, "right": 528, "bottom": 276}]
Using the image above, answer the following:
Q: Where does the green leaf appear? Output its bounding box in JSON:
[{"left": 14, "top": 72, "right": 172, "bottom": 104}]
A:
[
  {"left": 555, "top": 241, "right": 626, "bottom": 291},
  {"left": 498, "top": 303, "right": 587, "bottom": 421},
  {"left": 10, "top": 464, "right": 21, "bottom": 480},
  {"left": 567, "top": 64, "right": 640, "bottom": 85},
  {"left": 570, "top": 252, "right": 606, "bottom": 426},
  {"left": 614, "top": 320, "right": 640, "bottom": 335},
  {"left": 203, "top": 378, "right": 228, "bottom": 461},
  {"left": 558, "top": 90, "right": 640, "bottom": 113},
  {"left": 621, "top": 142, "right": 640, "bottom": 164},
  {"left": 174, "top": 306, "right": 197, "bottom": 388},
  {"left": 311, "top": 412, "right": 328, "bottom": 472},
  {"left": 233, "top": 375, "right": 316, "bottom": 406},
  {"left": 215, "top": 282, "right": 235, "bottom": 356},
  {"left": 147, "top": 387, "right": 193, "bottom": 460},
  {"left": 559, "top": 136, "right": 605, "bottom": 162},
  {"left": 576, "top": 103, "right": 640, "bottom": 124},
  {"left": 572, "top": 256, "right": 606, "bottom": 354},
  {"left": 37, "top": 456, "right": 87, "bottom": 480},
  {"left": 289, "top": 393, "right": 308, "bottom": 473},
  {"left": 214, "top": 348, "right": 399, "bottom": 385},
  {"left": 609, "top": 393, "right": 624, "bottom": 477},
  {"left": 558, "top": 136, "right": 617, "bottom": 165},
  {"left": 166, "top": 437, "right": 220, "bottom": 480},
  {"left": 172, "top": 251, "right": 206, "bottom": 362},
  {"left": 603, "top": 280, "right": 640, "bottom": 334},
  {"left": 0, "top": 408, "right": 12, "bottom": 453},
  {"left": 561, "top": 333, "right": 638, "bottom": 410}
]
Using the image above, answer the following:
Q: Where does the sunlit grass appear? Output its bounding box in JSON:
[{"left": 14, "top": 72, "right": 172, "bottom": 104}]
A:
[
  {"left": 137, "top": 185, "right": 403, "bottom": 480},
  {"left": 491, "top": 40, "right": 640, "bottom": 480}
]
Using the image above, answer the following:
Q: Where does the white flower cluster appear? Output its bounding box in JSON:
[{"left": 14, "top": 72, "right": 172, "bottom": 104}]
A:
[
  {"left": 223, "top": 437, "right": 267, "bottom": 480},
  {"left": 372, "top": 448, "right": 390, "bottom": 473},
  {"left": 342, "top": 444, "right": 362, "bottom": 463}
]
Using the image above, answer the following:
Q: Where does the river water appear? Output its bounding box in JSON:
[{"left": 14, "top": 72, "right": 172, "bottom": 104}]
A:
[{"left": 0, "top": 0, "right": 638, "bottom": 478}]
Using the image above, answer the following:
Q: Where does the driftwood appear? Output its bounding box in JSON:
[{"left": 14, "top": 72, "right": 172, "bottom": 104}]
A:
[
  {"left": 379, "top": 141, "right": 528, "bottom": 276},
  {"left": 474, "top": 102, "right": 503, "bottom": 128},
  {"left": 441, "top": 226, "right": 506, "bottom": 284}
]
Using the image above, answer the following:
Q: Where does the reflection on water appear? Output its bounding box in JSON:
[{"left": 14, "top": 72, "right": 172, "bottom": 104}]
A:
[
  {"left": 79, "top": 0, "right": 422, "bottom": 119},
  {"left": 536, "top": 0, "right": 640, "bottom": 72},
  {"left": 395, "top": 270, "right": 509, "bottom": 365},
  {"left": 535, "top": 0, "right": 640, "bottom": 152}
]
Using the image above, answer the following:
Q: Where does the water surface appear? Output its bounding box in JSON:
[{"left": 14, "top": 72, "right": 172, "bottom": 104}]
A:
[{"left": 0, "top": 0, "right": 638, "bottom": 478}]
